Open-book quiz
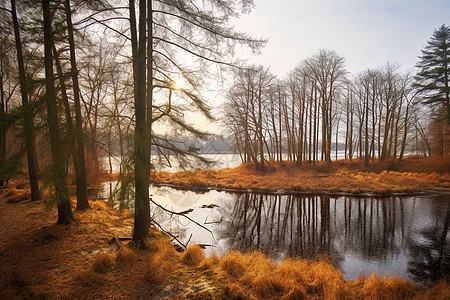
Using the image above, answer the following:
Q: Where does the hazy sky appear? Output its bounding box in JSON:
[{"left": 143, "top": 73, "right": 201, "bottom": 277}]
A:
[{"left": 235, "top": 0, "right": 450, "bottom": 76}]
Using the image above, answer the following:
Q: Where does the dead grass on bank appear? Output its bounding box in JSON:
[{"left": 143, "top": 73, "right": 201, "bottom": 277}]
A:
[
  {"left": 150, "top": 156, "right": 450, "bottom": 194},
  {"left": 202, "top": 249, "right": 448, "bottom": 300}
]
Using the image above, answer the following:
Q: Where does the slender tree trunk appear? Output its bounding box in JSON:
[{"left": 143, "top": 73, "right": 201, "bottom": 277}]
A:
[
  {"left": 297, "top": 87, "right": 305, "bottom": 166},
  {"left": 378, "top": 105, "right": 383, "bottom": 159},
  {"left": 335, "top": 118, "right": 339, "bottom": 161},
  {"left": 43, "top": 0, "right": 72, "bottom": 224},
  {"left": 313, "top": 86, "right": 318, "bottom": 164},
  {"left": 364, "top": 93, "right": 369, "bottom": 166},
  {"left": 349, "top": 93, "right": 353, "bottom": 160},
  {"left": 399, "top": 100, "right": 410, "bottom": 160},
  {"left": 52, "top": 43, "right": 84, "bottom": 196},
  {"left": 131, "top": 0, "right": 150, "bottom": 247},
  {"left": 309, "top": 83, "right": 313, "bottom": 162},
  {"left": 64, "top": 0, "right": 89, "bottom": 210},
  {"left": 146, "top": 0, "right": 153, "bottom": 218},
  {"left": 0, "top": 61, "right": 6, "bottom": 186},
  {"left": 278, "top": 91, "right": 283, "bottom": 163},
  {"left": 327, "top": 82, "right": 333, "bottom": 163},
  {"left": 12, "top": 0, "right": 40, "bottom": 201},
  {"left": 381, "top": 106, "right": 390, "bottom": 161},
  {"left": 258, "top": 88, "right": 265, "bottom": 170}
]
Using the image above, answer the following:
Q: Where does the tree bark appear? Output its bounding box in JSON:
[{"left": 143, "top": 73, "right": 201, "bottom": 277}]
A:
[
  {"left": 64, "top": 0, "right": 89, "bottom": 210},
  {"left": 131, "top": 0, "right": 150, "bottom": 248},
  {"left": 12, "top": 0, "right": 40, "bottom": 201},
  {"left": 0, "top": 58, "right": 6, "bottom": 186},
  {"left": 43, "top": 0, "right": 73, "bottom": 224}
]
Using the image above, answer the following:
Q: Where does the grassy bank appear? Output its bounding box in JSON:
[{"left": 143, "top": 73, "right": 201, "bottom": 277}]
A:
[
  {"left": 150, "top": 156, "right": 450, "bottom": 195},
  {"left": 1, "top": 179, "right": 449, "bottom": 299}
]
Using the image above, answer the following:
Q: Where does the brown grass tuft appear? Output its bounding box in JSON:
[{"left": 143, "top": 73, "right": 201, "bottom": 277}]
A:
[
  {"left": 143, "top": 252, "right": 176, "bottom": 285},
  {"left": 413, "top": 280, "right": 450, "bottom": 299},
  {"left": 115, "top": 246, "right": 137, "bottom": 264},
  {"left": 180, "top": 244, "right": 205, "bottom": 266},
  {"left": 224, "top": 282, "right": 249, "bottom": 300},
  {"left": 144, "top": 236, "right": 180, "bottom": 286},
  {"left": 90, "top": 200, "right": 108, "bottom": 211},
  {"left": 219, "top": 251, "right": 246, "bottom": 278},
  {"left": 251, "top": 271, "right": 284, "bottom": 296},
  {"left": 281, "top": 286, "right": 307, "bottom": 300},
  {"left": 92, "top": 253, "right": 112, "bottom": 274},
  {"left": 198, "top": 252, "right": 220, "bottom": 270},
  {"left": 148, "top": 236, "right": 180, "bottom": 259},
  {"left": 355, "top": 274, "right": 420, "bottom": 299}
]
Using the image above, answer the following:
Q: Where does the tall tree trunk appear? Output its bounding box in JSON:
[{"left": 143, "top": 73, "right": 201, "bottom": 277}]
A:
[
  {"left": 258, "top": 88, "right": 265, "bottom": 170},
  {"left": 146, "top": 0, "right": 153, "bottom": 225},
  {"left": 327, "top": 82, "right": 333, "bottom": 163},
  {"left": 11, "top": 0, "right": 40, "bottom": 201},
  {"left": 52, "top": 43, "right": 83, "bottom": 198},
  {"left": 349, "top": 92, "right": 353, "bottom": 160},
  {"left": 64, "top": 0, "right": 89, "bottom": 210},
  {"left": 399, "top": 100, "right": 411, "bottom": 160},
  {"left": 0, "top": 61, "right": 6, "bottom": 186},
  {"left": 131, "top": 0, "right": 150, "bottom": 247},
  {"left": 309, "top": 83, "right": 313, "bottom": 162},
  {"left": 313, "top": 85, "right": 318, "bottom": 164},
  {"left": 278, "top": 91, "right": 283, "bottom": 163},
  {"left": 364, "top": 93, "right": 369, "bottom": 166},
  {"left": 43, "top": 0, "right": 72, "bottom": 224}
]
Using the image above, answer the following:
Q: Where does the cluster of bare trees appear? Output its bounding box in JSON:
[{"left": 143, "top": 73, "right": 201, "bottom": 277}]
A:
[{"left": 224, "top": 50, "right": 430, "bottom": 169}]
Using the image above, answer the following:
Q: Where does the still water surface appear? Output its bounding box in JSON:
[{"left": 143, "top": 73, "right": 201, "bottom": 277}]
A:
[{"left": 101, "top": 183, "right": 450, "bottom": 282}]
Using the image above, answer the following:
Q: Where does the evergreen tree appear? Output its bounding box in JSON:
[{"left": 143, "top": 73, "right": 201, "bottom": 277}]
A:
[{"left": 415, "top": 24, "right": 450, "bottom": 124}]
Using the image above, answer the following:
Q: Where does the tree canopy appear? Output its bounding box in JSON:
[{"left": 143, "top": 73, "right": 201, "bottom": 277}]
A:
[{"left": 415, "top": 24, "right": 450, "bottom": 124}]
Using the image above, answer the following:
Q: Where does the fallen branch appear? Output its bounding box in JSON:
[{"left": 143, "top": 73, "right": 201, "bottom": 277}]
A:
[
  {"left": 151, "top": 218, "right": 188, "bottom": 249},
  {"left": 149, "top": 198, "right": 212, "bottom": 234}
]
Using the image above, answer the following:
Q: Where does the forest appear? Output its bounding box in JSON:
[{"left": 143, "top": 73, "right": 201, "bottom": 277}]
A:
[{"left": 0, "top": 0, "right": 449, "bottom": 299}]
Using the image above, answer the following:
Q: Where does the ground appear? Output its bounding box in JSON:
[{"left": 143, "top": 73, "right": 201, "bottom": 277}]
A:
[{"left": 0, "top": 169, "right": 450, "bottom": 299}]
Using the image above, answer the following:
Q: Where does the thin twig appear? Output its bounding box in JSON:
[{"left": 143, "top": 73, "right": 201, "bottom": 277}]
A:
[
  {"left": 150, "top": 198, "right": 212, "bottom": 234},
  {"left": 151, "top": 219, "right": 188, "bottom": 249}
]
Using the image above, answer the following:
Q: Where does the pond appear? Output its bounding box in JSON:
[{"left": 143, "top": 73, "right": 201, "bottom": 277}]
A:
[{"left": 100, "top": 183, "right": 450, "bottom": 283}]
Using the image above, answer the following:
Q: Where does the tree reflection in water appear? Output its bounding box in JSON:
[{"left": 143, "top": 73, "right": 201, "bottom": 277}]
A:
[
  {"left": 407, "top": 196, "right": 450, "bottom": 282},
  {"left": 216, "top": 193, "right": 450, "bottom": 282}
]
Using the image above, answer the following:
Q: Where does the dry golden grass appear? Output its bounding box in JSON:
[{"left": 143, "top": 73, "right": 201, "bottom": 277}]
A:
[
  {"left": 143, "top": 253, "right": 175, "bottom": 285},
  {"left": 180, "top": 244, "right": 205, "bottom": 266},
  {"left": 413, "top": 280, "right": 450, "bottom": 299},
  {"left": 352, "top": 274, "right": 420, "bottom": 299},
  {"left": 90, "top": 199, "right": 109, "bottom": 211},
  {"left": 115, "top": 246, "right": 138, "bottom": 264},
  {"left": 225, "top": 282, "right": 249, "bottom": 300},
  {"left": 151, "top": 156, "right": 450, "bottom": 195},
  {"left": 93, "top": 253, "right": 112, "bottom": 274},
  {"left": 212, "top": 250, "right": 450, "bottom": 300},
  {"left": 144, "top": 235, "right": 181, "bottom": 286},
  {"left": 198, "top": 252, "right": 220, "bottom": 270}
]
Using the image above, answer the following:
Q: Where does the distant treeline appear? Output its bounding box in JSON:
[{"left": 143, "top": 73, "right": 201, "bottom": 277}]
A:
[{"left": 223, "top": 50, "right": 446, "bottom": 170}]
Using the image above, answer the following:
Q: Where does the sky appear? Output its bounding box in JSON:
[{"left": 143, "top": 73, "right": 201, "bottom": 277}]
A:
[{"left": 234, "top": 0, "right": 450, "bottom": 76}]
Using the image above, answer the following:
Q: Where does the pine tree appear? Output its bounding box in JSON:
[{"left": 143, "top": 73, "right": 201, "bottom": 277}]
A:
[{"left": 415, "top": 24, "right": 450, "bottom": 124}]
